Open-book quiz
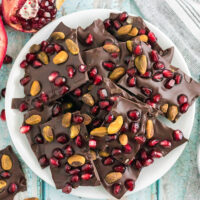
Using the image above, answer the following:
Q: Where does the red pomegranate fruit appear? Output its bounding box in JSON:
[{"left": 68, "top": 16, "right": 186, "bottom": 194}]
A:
[
  {"left": 2, "top": 0, "right": 62, "bottom": 33},
  {"left": 0, "top": 17, "right": 8, "bottom": 69}
]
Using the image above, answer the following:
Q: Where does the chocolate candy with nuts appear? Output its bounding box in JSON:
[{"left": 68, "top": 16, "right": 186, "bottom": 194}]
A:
[
  {"left": 13, "top": 22, "right": 88, "bottom": 111},
  {"left": 118, "top": 39, "right": 200, "bottom": 122},
  {"left": 94, "top": 156, "right": 140, "bottom": 199},
  {"left": 0, "top": 146, "right": 26, "bottom": 200},
  {"left": 38, "top": 112, "right": 100, "bottom": 191},
  {"left": 77, "top": 19, "right": 118, "bottom": 51}
]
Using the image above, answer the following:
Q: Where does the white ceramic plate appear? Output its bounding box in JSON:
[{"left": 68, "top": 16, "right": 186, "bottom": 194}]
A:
[{"left": 5, "top": 9, "right": 194, "bottom": 199}]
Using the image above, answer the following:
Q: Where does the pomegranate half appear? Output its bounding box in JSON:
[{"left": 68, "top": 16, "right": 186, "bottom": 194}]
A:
[
  {"left": 2, "top": 0, "right": 58, "bottom": 33},
  {"left": 0, "top": 16, "right": 8, "bottom": 69}
]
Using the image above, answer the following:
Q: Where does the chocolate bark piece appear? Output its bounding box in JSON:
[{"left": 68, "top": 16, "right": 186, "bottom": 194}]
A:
[
  {"left": 0, "top": 146, "right": 26, "bottom": 200},
  {"left": 94, "top": 156, "right": 140, "bottom": 199},
  {"left": 105, "top": 12, "right": 174, "bottom": 59},
  {"left": 14, "top": 22, "right": 88, "bottom": 111},
  {"left": 38, "top": 112, "right": 100, "bottom": 190},
  {"left": 77, "top": 19, "right": 118, "bottom": 51},
  {"left": 118, "top": 40, "right": 200, "bottom": 122},
  {"left": 89, "top": 96, "right": 153, "bottom": 165}
]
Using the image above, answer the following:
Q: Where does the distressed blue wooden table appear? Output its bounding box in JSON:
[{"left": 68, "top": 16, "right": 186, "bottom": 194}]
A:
[{"left": 1, "top": 0, "right": 200, "bottom": 199}]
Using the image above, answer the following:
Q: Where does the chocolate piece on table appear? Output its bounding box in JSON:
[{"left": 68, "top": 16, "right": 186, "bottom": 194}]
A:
[
  {"left": 0, "top": 146, "right": 26, "bottom": 200},
  {"left": 12, "top": 22, "right": 88, "bottom": 111},
  {"left": 118, "top": 40, "right": 200, "bottom": 122},
  {"left": 77, "top": 19, "right": 118, "bottom": 51},
  {"left": 38, "top": 112, "right": 100, "bottom": 190},
  {"left": 89, "top": 96, "right": 153, "bottom": 165},
  {"left": 105, "top": 12, "right": 174, "bottom": 59},
  {"left": 94, "top": 156, "right": 140, "bottom": 199}
]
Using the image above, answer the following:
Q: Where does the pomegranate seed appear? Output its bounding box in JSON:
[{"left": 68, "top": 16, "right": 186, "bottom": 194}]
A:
[
  {"left": 54, "top": 44, "right": 62, "bottom": 52},
  {"left": 53, "top": 149, "right": 64, "bottom": 159},
  {"left": 40, "top": 92, "right": 48, "bottom": 103},
  {"left": 89, "top": 67, "right": 98, "bottom": 79},
  {"left": 20, "top": 60, "right": 28, "bottom": 68},
  {"left": 160, "top": 140, "right": 172, "bottom": 148},
  {"left": 0, "top": 171, "right": 11, "bottom": 178},
  {"left": 67, "top": 66, "right": 75, "bottom": 78},
  {"left": 110, "top": 95, "right": 120, "bottom": 102},
  {"left": 119, "top": 11, "right": 128, "bottom": 22},
  {"left": 148, "top": 32, "right": 157, "bottom": 43},
  {"left": 173, "top": 130, "right": 183, "bottom": 141},
  {"left": 20, "top": 76, "right": 30, "bottom": 86},
  {"left": 3, "top": 55, "right": 12, "bottom": 64},
  {"left": 57, "top": 135, "right": 67, "bottom": 144},
  {"left": 150, "top": 50, "right": 159, "bottom": 62},
  {"left": 81, "top": 173, "right": 93, "bottom": 180},
  {"left": 150, "top": 150, "right": 163, "bottom": 158},
  {"left": 98, "top": 88, "right": 108, "bottom": 99},
  {"left": 106, "top": 115, "right": 114, "bottom": 123},
  {"left": 178, "top": 95, "right": 188, "bottom": 105},
  {"left": 62, "top": 183, "right": 72, "bottom": 194},
  {"left": 48, "top": 71, "right": 59, "bottom": 82},
  {"left": 146, "top": 99, "right": 156, "bottom": 108},
  {"left": 71, "top": 175, "right": 79, "bottom": 182},
  {"left": 111, "top": 52, "right": 119, "bottom": 58},
  {"left": 142, "top": 158, "right": 154, "bottom": 166},
  {"left": 41, "top": 41, "right": 49, "bottom": 50},
  {"left": 125, "top": 179, "right": 135, "bottom": 191},
  {"left": 19, "top": 102, "right": 28, "bottom": 112},
  {"left": 69, "top": 169, "right": 80, "bottom": 175},
  {"left": 134, "top": 45, "right": 142, "bottom": 55},
  {"left": 148, "top": 139, "right": 159, "bottom": 147},
  {"left": 103, "top": 61, "right": 115, "bottom": 71},
  {"left": 91, "top": 105, "right": 99, "bottom": 115},
  {"left": 39, "top": 155, "right": 49, "bottom": 167},
  {"left": 79, "top": 64, "right": 87, "bottom": 73},
  {"left": 141, "top": 71, "right": 152, "bottom": 78},
  {"left": 112, "top": 148, "right": 122, "bottom": 156},
  {"left": 20, "top": 125, "right": 30, "bottom": 134},
  {"left": 113, "top": 20, "right": 121, "bottom": 29},
  {"left": 65, "top": 145, "right": 73, "bottom": 156},
  {"left": 75, "top": 135, "right": 83, "bottom": 147},
  {"left": 26, "top": 53, "right": 36, "bottom": 63},
  {"left": 82, "top": 163, "right": 93, "bottom": 172},
  {"left": 54, "top": 76, "right": 66, "bottom": 86},
  {"left": 141, "top": 87, "right": 152, "bottom": 97},
  {"left": 153, "top": 72, "right": 163, "bottom": 82},
  {"left": 106, "top": 134, "right": 117, "bottom": 142},
  {"left": 33, "top": 60, "right": 42, "bottom": 68},
  {"left": 104, "top": 19, "right": 111, "bottom": 29},
  {"left": 152, "top": 94, "right": 161, "bottom": 103},
  {"left": 92, "top": 119, "right": 101, "bottom": 127},
  {"left": 165, "top": 79, "right": 175, "bottom": 89},
  {"left": 60, "top": 86, "right": 69, "bottom": 95},
  {"left": 135, "top": 160, "right": 142, "bottom": 169},
  {"left": 113, "top": 165, "right": 125, "bottom": 173},
  {"left": 73, "top": 114, "right": 84, "bottom": 124},
  {"left": 73, "top": 88, "right": 82, "bottom": 97},
  {"left": 99, "top": 101, "right": 110, "bottom": 109},
  {"left": 134, "top": 136, "right": 146, "bottom": 144},
  {"left": 8, "top": 183, "right": 18, "bottom": 193},
  {"left": 1, "top": 88, "right": 6, "bottom": 97},
  {"left": 127, "top": 67, "right": 136, "bottom": 77},
  {"left": 180, "top": 103, "right": 189, "bottom": 113},
  {"left": 33, "top": 99, "right": 43, "bottom": 109},
  {"left": 174, "top": 73, "right": 182, "bottom": 84},
  {"left": 104, "top": 157, "right": 114, "bottom": 165},
  {"left": 52, "top": 104, "right": 61, "bottom": 116},
  {"left": 128, "top": 110, "right": 140, "bottom": 121},
  {"left": 106, "top": 105, "right": 112, "bottom": 112},
  {"left": 154, "top": 62, "right": 165, "bottom": 70},
  {"left": 124, "top": 144, "right": 132, "bottom": 153},
  {"left": 45, "top": 44, "right": 55, "bottom": 54},
  {"left": 85, "top": 34, "right": 93, "bottom": 45},
  {"left": 131, "top": 122, "right": 140, "bottom": 134},
  {"left": 163, "top": 69, "right": 173, "bottom": 78},
  {"left": 127, "top": 77, "right": 136, "bottom": 87},
  {"left": 139, "top": 29, "right": 146, "bottom": 35},
  {"left": 35, "top": 135, "right": 44, "bottom": 144},
  {"left": 140, "top": 150, "right": 148, "bottom": 160},
  {"left": 65, "top": 164, "right": 71, "bottom": 173},
  {"left": 113, "top": 184, "right": 121, "bottom": 195},
  {"left": 93, "top": 74, "right": 103, "bottom": 85},
  {"left": 50, "top": 157, "right": 60, "bottom": 167},
  {"left": 89, "top": 139, "right": 96, "bottom": 149}
]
